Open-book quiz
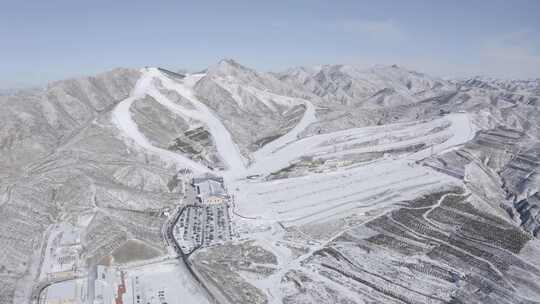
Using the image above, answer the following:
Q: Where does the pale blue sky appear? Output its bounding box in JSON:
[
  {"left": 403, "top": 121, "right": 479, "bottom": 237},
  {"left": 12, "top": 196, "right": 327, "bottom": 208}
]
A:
[{"left": 1, "top": 0, "right": 539, "bottom": 88}]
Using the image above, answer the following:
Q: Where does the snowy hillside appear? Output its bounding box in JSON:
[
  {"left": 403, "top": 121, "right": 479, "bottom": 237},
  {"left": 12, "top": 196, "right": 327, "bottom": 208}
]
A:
[
  {"left": 193, "top": 59, "right": 313, "bottom": 159},
  {"left": 1, "top": 60, "right": 540, "bottom": 304},
  {"left": 280, "top": 64, "right": 455, "bottom": 107}
]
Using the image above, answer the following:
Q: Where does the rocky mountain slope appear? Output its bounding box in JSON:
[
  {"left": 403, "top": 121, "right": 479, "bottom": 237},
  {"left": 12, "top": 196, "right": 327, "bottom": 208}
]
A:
[
  {"left": 1, "top": 60, "right": 539, "bottom": 304},
  {"left": 193, "top": 59, "right": 312, "bottom": 160},
  {"left": 280, "top": 64, "right": 455, "bottom": 107}
]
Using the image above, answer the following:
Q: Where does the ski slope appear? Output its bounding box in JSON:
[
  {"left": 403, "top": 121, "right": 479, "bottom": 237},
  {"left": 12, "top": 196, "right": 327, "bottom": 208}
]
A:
[
  {"left": 111, "top": 71, "right": 211, "bottom": 174},
  {"left": 148, "top": 68, "right": 247, "bottom": 174},
  {"left": 112, "top": 67, "right": 248, "bottom": 175},
  {"left": 251, "top": 93, "right": 317, "bottom": 162},
  {"left": 245, "top": 113, "right": 474, "bottom": 176},
  {"left": 112, "top": 68, "right": 476, "bottom": 227},
  {"left": 112, "top": 67, "right": 319, "bottom": 178},
  {"left": 230, "top": 113, "right": 475, "bottom": 225}
]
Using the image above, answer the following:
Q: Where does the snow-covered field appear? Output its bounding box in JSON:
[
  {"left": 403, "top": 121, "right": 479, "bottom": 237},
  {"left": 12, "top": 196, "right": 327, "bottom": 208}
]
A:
[
  {"left": 233, "top": 163, "right": 447, "bottom": 225},
  {"left": 121, "top": 260, "right": 211, "bottom": 304},
  {"left": 230, "top": 113, "right": 475, "bottom": 225},
  {"left": 42, "top": 279, "right": 87, "bottom": 304}
]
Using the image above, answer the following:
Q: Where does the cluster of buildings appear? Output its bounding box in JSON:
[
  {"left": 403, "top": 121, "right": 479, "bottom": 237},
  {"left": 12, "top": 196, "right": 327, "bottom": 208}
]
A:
[
  {"left": 192, "top": 175, "right": 229, "bottom": 205},
  {"left": 172, "top": 174, "right": 234, "bottom": 254},
  {"left": 40, "top": 223, "right": 83, "bottom": 282},
  {"left": 91, "top": 266, "right": 121, "bottom": 304},
  {"left": 40, "top": 173, "right": 234, "bottom": 304}
]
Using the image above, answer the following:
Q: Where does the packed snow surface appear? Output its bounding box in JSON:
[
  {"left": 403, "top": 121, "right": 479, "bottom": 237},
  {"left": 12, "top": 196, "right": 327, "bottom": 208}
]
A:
[
  {"left": 112, "top": 67, "right": 476, "bottom": 228},
  {"left": 112, "top": 71, "right": 210, "bottom": 173},
  {"left": 148, "top": 68, "right": 247, "bottom": 173},
  {"left": 232, "top": 113, "right": 475, "bottom": 223},
  {"left": 121, "top": 260, "right": 211, "bottom": 304}
]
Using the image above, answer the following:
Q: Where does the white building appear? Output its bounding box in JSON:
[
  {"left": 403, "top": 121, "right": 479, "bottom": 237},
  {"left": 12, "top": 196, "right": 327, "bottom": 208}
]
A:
[
  {"left": 192, "top": 175, "right": 229, "bottom": 204},
  {"left": 92, "top": 266, "right": 116, "bottom": 304}
]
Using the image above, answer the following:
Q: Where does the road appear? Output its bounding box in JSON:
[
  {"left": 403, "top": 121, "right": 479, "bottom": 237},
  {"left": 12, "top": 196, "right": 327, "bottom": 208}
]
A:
[{"left": 163, "top": 182, "right": 220, "bottom": 304}]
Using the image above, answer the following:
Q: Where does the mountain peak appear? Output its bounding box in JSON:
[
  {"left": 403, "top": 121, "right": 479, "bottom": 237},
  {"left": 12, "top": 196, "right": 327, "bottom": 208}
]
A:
[
  {"left": 206, "top": 58, "right": 255, "bottom": 78},
  {"left": 217, "top": 58, "right": 248, "bottom": 70}
]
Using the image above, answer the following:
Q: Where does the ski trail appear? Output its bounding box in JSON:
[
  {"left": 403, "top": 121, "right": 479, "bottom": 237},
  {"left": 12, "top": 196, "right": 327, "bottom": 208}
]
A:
[
  {"left": 252, "top": 98, "right": 317, "bottom": 160},
  {"left": 148, "top": 68, "right": 247, "bottom": 175},
  {"left": 111, "top": 70, "right": 211, "bottom": 174},
  {"left": 246, "top": 113, "right": 475, "bottom": 176},
  {"left": 113, "top": 67, "right": 475, "bottom": 183},
  {"left": 115, "top": 67, "right": 319, "bottom": 179},
  {"left": 408, "top": 113, "right": 476, "bottom": 159}
]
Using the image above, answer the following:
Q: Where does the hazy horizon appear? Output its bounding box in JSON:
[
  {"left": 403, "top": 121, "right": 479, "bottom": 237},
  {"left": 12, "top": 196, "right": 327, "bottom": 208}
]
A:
[{"left": 2, "top": 0, "right": 539, "bottom": 89}]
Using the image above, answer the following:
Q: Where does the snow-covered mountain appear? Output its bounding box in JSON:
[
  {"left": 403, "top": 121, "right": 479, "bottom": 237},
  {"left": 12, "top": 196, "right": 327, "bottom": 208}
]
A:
[
  {"left": 279, "top": 64, "right": 455, "bottom": 107},
  {"left": 193, "top": 59, "right": 312, "bottom": 159},
  {"left": 461, "top": 76, "right": 540, "bottom": 95},
  {"left": 1, "top": 60, "right": 540, "bottom": 304},
  {"left": 0, "top": 68, "right": 141, "bottom": 169}
]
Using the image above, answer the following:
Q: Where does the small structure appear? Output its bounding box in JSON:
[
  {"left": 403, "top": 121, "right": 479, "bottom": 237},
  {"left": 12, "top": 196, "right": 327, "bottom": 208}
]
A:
[
  {"left": 192, "top": 174, "right": 229, "bottom": 205},
  {"left": 192, "top": 174, "right": 223, "bottom": 185},
  {"left": 158, "top": 67, "right": 186, "bottom": 79},
  {"left": 206, "top": 195, "right": 227, "bottom": 205},
  {"left": 41, "top": 223, "right": 83, "bottom": 281},
  {"left": 92, "top": 266, "right": 117, "bottom": 304}
]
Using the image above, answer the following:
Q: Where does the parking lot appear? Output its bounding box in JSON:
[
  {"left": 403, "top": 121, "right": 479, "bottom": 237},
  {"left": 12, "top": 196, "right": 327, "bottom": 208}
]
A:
[
  {"left": 172, "top": 175, "right": 234, "bottom": 255},
  {"left": 173, "top": 203, "right": 233, "bottom": 254}
]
